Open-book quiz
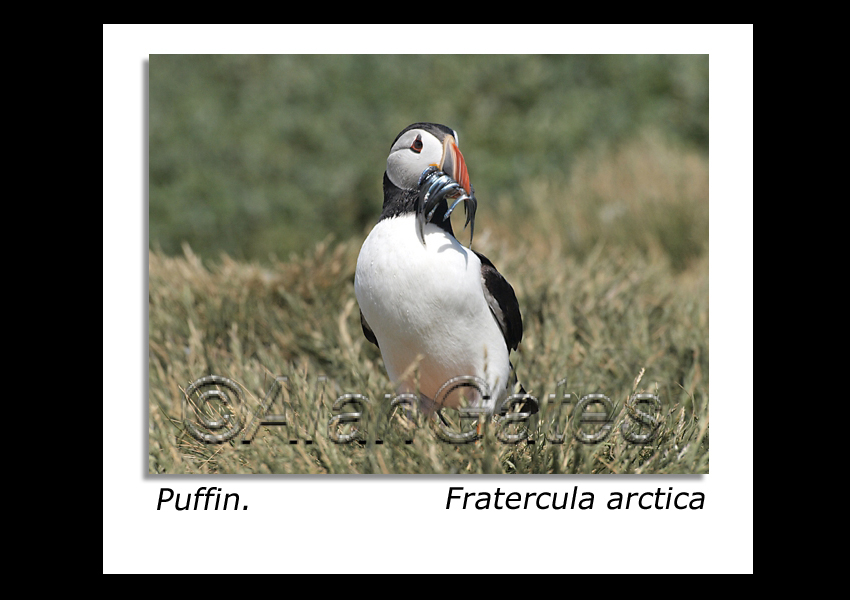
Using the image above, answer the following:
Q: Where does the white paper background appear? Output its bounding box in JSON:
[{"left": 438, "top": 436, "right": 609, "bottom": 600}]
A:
[{"left": 104, "top": 24, "right": 752, "bottom": 573}]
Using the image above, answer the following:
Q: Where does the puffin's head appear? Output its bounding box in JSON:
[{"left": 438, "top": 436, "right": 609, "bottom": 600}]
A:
[{"left": 386, "top": 122, "right": 471, "bottom": 195}]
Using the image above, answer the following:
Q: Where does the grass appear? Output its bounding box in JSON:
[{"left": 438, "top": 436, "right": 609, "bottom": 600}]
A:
[{"left": 148, "top": 133, "right": 708, "bottom": 474}]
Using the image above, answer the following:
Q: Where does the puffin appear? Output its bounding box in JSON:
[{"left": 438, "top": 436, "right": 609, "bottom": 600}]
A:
[{"left": 354, "top": 122, "right": 523, "bottom": 415}]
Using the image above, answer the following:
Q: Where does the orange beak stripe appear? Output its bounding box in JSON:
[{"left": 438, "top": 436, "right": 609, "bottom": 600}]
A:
[{"left": 440, "top": 138, "right": 472, "bottom": 196}]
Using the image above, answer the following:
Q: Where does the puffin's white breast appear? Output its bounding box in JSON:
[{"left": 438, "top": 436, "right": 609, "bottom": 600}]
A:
[{"left": 354, "top": 214, "right": 509, "bottom": 409}]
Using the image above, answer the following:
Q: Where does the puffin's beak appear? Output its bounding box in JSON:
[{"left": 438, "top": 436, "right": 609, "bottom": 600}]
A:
[
  {"left": 439, "top": 137, "right": 471, "bottom": 196},
  {"left": 418, "top": 135, "right": 477, "bottom": 249}
]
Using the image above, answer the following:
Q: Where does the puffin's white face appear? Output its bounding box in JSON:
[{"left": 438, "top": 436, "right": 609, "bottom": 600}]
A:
[{"left": 386, "top": 128, "right": 471, "bottom": 194}]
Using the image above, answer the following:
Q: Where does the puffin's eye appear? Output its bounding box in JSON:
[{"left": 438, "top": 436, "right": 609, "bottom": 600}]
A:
[{"left": 410, "top": 135, "right": 423, "bottom": 153}]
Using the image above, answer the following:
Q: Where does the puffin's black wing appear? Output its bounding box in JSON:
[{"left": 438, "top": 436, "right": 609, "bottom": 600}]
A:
[
  {"left": 477, "top": 251, "right": 535, "bottom": 413},
  {"left": 474, "top": 251, "right": 522, "bottom": 352},
  {"left": 360, "top": 309, "right": 379, "bottom": 348}
]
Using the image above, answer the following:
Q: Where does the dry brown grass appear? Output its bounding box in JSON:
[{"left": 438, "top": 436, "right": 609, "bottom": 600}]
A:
[{"left": 149, "top": 135, "right": 708, "bottom": 474}]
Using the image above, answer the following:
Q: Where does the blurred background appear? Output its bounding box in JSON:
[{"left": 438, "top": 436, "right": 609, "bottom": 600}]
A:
[{"left": 149, "top": 55, "right": 708, "bottom": 267}]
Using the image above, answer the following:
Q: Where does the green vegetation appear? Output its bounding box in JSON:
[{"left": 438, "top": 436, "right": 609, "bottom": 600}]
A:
[
  {"left": 148, "top": 55, "right": 708, "bottom": 473},
  {"left": 150, "top": 55, "right": 707, "bottom": 260}
]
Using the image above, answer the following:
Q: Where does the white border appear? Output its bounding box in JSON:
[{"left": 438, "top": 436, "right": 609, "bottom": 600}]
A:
[{"left": 104, "top": 25, "right": 752, "bottom": 573}]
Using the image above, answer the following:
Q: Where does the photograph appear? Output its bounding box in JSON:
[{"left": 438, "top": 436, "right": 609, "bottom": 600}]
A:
[{"left": 148, "top": 54, "right": 710, "bottom": 475}]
